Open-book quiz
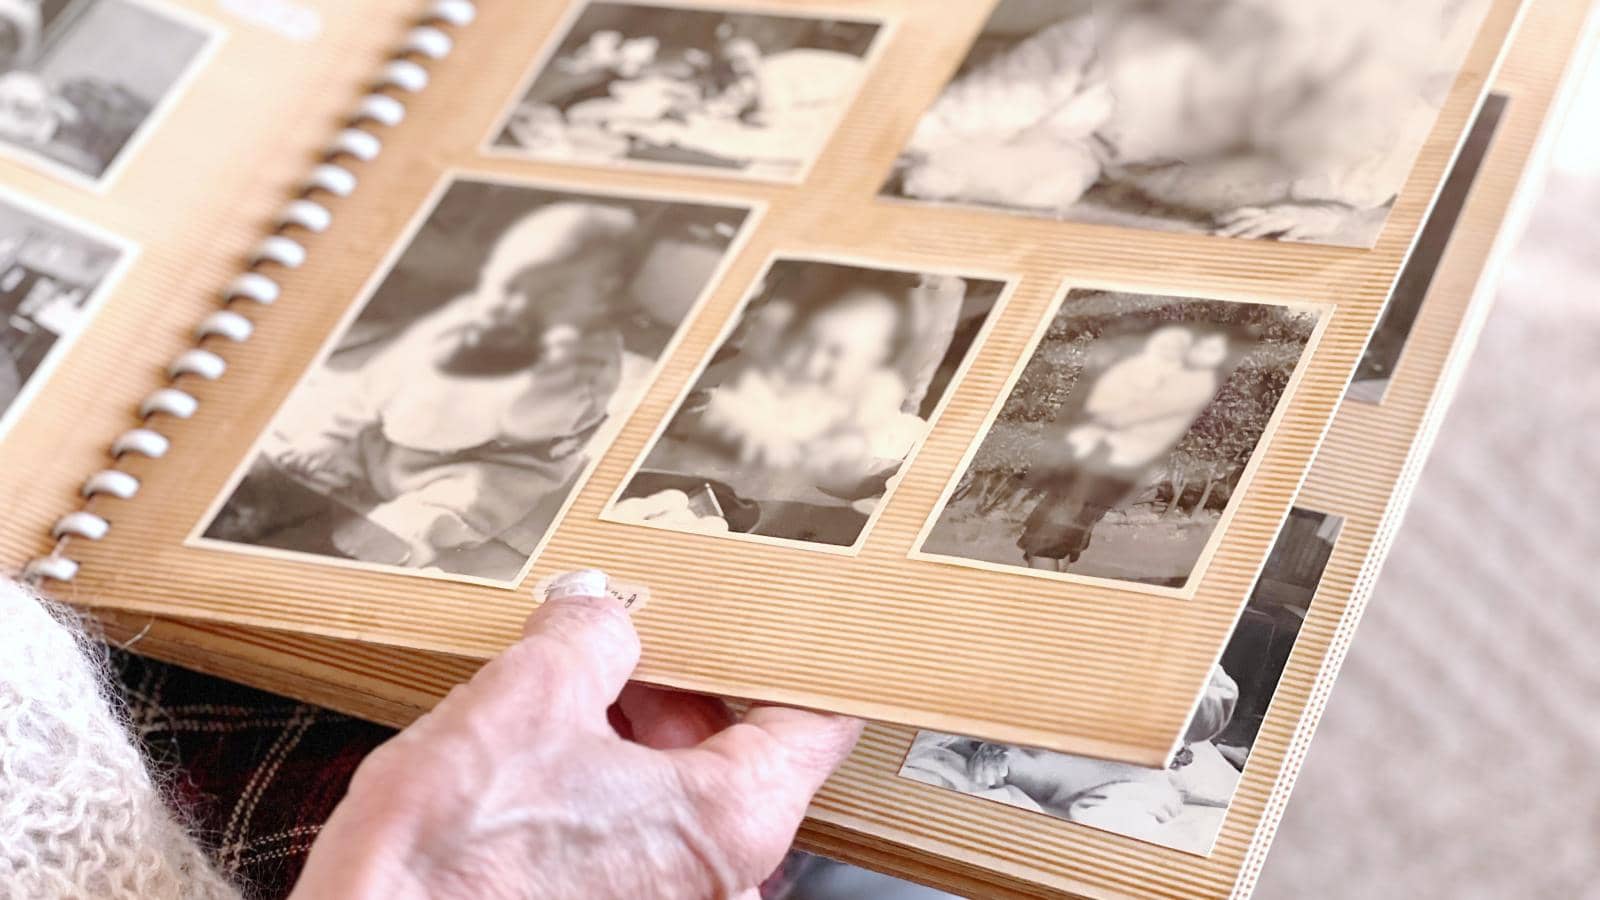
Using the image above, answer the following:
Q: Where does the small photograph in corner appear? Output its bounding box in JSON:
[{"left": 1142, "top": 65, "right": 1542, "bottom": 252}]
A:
[
  {"left": 881, "top": 0, "right": 1492, "bottom": 247},
  {"left": 487, "top": 1, "right": 885, "bottom": 182},
  {"left": 901, "top": 506, "right": 1345, "bottom": 856},
  {"left": 605, "top": 257, "right": 1011, "bottom": 552},
  {"left": 1349, "top": 92, "right": 1509, "bottom": 403},
  {"left": 0, "top": 0, "right": 220, "bottom": 185},
  {"left": 195, "top": 175, "right": 755, "bottom": 585},
  {"left": 914, "top": 288, "right": 1326, "bottom": 595},
  {"left": 0, "top": 185, "right": 130, "bottom": 440}
]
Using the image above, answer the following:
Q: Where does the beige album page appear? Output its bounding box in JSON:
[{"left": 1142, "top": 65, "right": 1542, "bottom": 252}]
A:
[{"left": 52, "top": 0, "right": 1523, "bottom": 763}]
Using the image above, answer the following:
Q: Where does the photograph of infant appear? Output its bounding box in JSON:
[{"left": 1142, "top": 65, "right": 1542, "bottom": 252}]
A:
[
  {"left": 901, "top": 506, "right": 1344, "bottom": 856},
  {"left": 914, "top": 289, "right": 1325, "bottom": 595},
  {"left": 0, "top": 0, "right": 218, "bottom": 185},
  {"left": 487, "top": 1, "right": 884, "bottom": 182},
  {"left": 1351, "top": 93, "right": 1508, "bottom": 403},
  {"left": 0, "top": 185, "right": 128, "bottom": 441},
  {"left": 195, "top": 175, "right": 755, "bottom": 584},
  {"left": 604, "top": 257, "right": 1010, "bottom": 552},
  {"left": 882, "top": 0, "right": 1492, "bottom": 247}
]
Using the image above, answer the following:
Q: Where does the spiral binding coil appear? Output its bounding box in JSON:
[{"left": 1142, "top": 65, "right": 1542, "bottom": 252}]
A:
[{"left": 24, "top": 0, "right": 477, "bottom": 583}]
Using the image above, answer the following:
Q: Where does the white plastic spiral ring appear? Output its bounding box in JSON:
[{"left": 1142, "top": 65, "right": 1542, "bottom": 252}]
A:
[
  {"left": 53, "top": 511, "right": 110, "bottom": 540},
  {"left": 404, "top": 26, "right": 452, "bottom": 59},
  {"left": 25, "top": 555, "right": 79, "bottom": 582},
  {"left": 25, "top": 0, "right": 479, "bottom": 583},
  {"left": 355, "top": 93, "right": 406, "bottom": 127},
  {"left": 277, "top": 198, "right": 333, "bottom": 232},
  {"left": 224, "top": 272, "right": 281, "bottom": 305},
  {"left": 196, "top": 310, "right": 254, "bottom": 342},
  {"left": 82, "top": 470, "right": 141, "bottom": 500},
  {"left": 139, "top": 388, "right": 199, "bottom": 420},
  {"left": 252, "top": 235, "right": 307, "bottom": 268},
  {"left": 302, "top": 166, "right": 356, "bottom": 199},
  {"left": 168, "top": 349, "right": 228, "bottom": 380},
  {"left": 426, "top": 0, "right": 475, "bottom": 26},
  {"left": 380, "top": 59, "right": 429, "bottom": 93},
  {"left": 111, "top": 428, "right": 171, "bottom": 459},
  {"left": 330, "top": 128, "right": 382, "bottom": 162}
]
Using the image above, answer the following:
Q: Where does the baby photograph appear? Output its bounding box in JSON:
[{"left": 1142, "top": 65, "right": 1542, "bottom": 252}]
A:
[
  {"left": 0, "top": 186, "right": 125, "bottom": 440},
  {"left": 901, "top": 506, "right": 1344, "bottom": 856},
  {"left": 882, "top": 0, "right": 1492, "bottom": 247},
  {"left": 605, "top": 257, "right": 1008, "bottom": 551},
  {"left": 915, "top": 288, "right": 1323, "bottom": 593},
  {"left": 196, "top": 176, "right": 754, "bottom": 584},
  {"left": 0, "top": 0, "right": 217, "bottom": 184},
  {"left": 488, "top": 0, "right": 883, "bottom": 181}
]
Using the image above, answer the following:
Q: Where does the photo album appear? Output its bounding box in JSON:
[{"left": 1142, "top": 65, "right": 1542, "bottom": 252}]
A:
[{"left": 0, "top": 0, "right": 1590, "bottom": 895}]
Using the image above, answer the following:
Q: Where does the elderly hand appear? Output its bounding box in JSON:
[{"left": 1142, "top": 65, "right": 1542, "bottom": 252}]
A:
[{"left": 289, "top": 570, "right": 861, "bottom": 900}]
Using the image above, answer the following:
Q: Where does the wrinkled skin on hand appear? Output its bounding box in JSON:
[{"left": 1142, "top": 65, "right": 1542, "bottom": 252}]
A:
[{"left": 290, "top": 587, "right": 861, "bottom": 900}]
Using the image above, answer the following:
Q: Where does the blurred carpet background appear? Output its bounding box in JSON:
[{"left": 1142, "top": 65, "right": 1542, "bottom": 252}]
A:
[{"left": 1256, "top": 40, "right": 1600, "bottom": 900}]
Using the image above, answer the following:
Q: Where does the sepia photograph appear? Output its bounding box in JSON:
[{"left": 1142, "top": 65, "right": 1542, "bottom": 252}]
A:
[
  {"left": 1350, "top": 93, "right": 1508, "bottom": 402},
  {"left": 195, "top": 175, "right": 755, "bottom": 584},
  {"left": 901, "top": 506, "right": 1344, "bottom": 856},
  {"left": 882, "top": 0, "right": 1492, "bottom": 247},
  {"left": 915, "top": 288, "right": 1325, "bottom": 594},
  {"left": 0, "top": 185, "right": 130, "bottom": 440},
  {"left": 0, "top": 0, "right": 219, "bottom": 185},
  {"left": 604, "top": 257, "right": 1010, "bottom": 552},
  {"left": 487, "top": 1, "right": 884, "bottom": 182}
]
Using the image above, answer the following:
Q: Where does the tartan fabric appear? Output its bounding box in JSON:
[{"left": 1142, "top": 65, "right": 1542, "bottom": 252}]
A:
[
  {"left": 107, "top": 649, "right": 816, "bottom": 900},
  {"left": 111, "top": 649, "right": 393, "bottom": 899}
]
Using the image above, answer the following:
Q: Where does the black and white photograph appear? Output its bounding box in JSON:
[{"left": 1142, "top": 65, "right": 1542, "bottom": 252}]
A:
[
  {"left": 914, "top": 288, "right": 1325, "bottom": 595},
  {"left": 0, "top": 185, "right": 129, "bottom": 440},
  {"left": 900, "top": 506, "right": 1344, "bottom": 856},
  {"left": 487, "top": 1, "right": 884, "bottom": 182},
  {"left": 194, "top": 175, "right": 755, "bottom": 585},
  {"left": 604, "top": 257, "right": 1010, "bottom": 552},
  {"left": 882, "top": 0, "right": 1492, "bottom": 247},
  {"left": 1350, "top": 93, "right": 1508, "bottom": 402},
  {"left": 0, "top": 0, "right": 219, "bottom": 185}
]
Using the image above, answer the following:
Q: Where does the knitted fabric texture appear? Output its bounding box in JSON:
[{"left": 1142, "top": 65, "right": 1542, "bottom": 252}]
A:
[{"left": 0, "top": 580, "right": 238, "bottom": 900}]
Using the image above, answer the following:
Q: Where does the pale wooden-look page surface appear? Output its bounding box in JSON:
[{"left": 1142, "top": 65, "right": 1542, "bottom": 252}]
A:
[{"left": 39, "top": 0, "right": 1527, "bottom": 763}]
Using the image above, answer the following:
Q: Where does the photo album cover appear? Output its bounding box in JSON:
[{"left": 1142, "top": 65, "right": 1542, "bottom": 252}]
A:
[{"left": 0, "top": 0, "right": 1537, "bottom": 771}]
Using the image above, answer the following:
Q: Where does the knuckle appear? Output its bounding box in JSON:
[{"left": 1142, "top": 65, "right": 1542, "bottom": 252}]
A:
[{"left": 683, "top": 770, "right": 792, "bottom": 885}]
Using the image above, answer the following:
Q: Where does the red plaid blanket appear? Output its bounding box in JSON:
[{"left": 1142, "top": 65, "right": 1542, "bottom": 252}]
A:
[{"left": 110, "top": 650, "right": 821, "bottom": 899}]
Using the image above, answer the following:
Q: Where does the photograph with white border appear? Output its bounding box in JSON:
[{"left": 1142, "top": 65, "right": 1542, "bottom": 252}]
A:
[
  {"left": 901, "top": 506, "right": 1345, "bottom": 856},
  {"left": 193, "top": 174, "right": 757, "bottom": 585},
  {"left": 486, "top": 0, "right": 886, "bottom": 182},
  {"left": 912, "top": 286, "right": 1328, "bottom": 597},
  {"left": 881, "top": 0, "right": 1492, "bottom": 247},
  {"left": 0, "top": 0, "right": 221, "bottom": 186},
  {"left": 603, "top": 255, "right": 1013, "bottom": 553},
  {"left": 0, "top": 184, "right": 133, "bottom": 441}
]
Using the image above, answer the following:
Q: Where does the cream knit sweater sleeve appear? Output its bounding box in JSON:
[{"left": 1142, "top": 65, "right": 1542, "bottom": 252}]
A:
[{"left": 0, "top": 580, "right": 239, "bottom": 900}]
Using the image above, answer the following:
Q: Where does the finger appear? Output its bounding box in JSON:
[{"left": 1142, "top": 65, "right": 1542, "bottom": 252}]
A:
[
  {"left": 1215, "top": 207, "right": 1260, "bottom": 227},
  {"left": 617, "top": 683, "right": 734, "bottom": 750},
  {"left": 469, "top": 569, "right": 640, "bottom": 729},
  {"left": 1243, "top": 217, "right": 1288, "bottom": 240},
  {"left": 672, "top": 706, "right": 862, "bottom": 888},
  {"left": 694, "top": 705, "right": 862, "bottom": 811},
  {"left": 1215, "top": 219, "right": 1252, "bottom": 238}
]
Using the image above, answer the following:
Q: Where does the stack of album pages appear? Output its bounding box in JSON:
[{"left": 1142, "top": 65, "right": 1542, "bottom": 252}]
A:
[{"left": 0, "top": 0, "right": 1592, "bottom": 896}]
